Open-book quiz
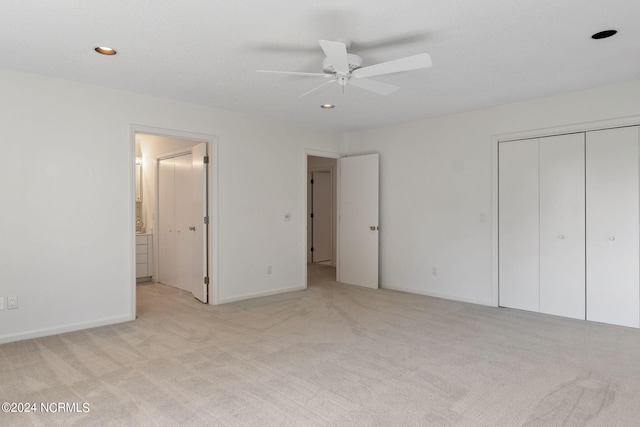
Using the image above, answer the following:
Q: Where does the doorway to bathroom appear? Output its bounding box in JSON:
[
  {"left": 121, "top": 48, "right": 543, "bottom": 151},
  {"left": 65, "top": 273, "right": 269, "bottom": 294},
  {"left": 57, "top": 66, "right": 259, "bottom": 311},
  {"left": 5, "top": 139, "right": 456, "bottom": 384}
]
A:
[{"left": 132, "top": 125, "right": 218, "bottom": 310}]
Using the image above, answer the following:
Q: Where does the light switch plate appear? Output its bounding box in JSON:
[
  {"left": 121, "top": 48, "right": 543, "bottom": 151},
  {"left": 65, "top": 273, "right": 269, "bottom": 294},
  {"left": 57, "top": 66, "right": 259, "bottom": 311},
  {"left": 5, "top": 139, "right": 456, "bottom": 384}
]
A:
[
  {"left": 0, "top": 296, "right": 4, "bottom": 310},
  {"left": 7, "top": 296, "right": 17, "bottom": 310}
]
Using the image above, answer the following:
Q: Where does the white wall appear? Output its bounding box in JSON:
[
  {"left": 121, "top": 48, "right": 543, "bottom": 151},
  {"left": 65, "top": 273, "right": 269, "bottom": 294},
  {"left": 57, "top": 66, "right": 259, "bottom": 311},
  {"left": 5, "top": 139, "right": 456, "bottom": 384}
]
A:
[
  {"left": 343, "top": 80, "right": 640, "bottom": 306},
  {"left": 0, "top": 67, "right": 341, "bottom": 343},
  {"left": 2, "top": 65, "right": 638, "bottom": 343}
]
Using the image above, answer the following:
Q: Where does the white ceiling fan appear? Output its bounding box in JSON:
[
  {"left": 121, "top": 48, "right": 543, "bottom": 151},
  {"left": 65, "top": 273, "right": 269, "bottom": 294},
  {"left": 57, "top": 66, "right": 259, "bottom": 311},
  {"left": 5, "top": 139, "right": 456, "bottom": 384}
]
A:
[{"left": 257, "top": 40, "right": 432, "bottom": 97}]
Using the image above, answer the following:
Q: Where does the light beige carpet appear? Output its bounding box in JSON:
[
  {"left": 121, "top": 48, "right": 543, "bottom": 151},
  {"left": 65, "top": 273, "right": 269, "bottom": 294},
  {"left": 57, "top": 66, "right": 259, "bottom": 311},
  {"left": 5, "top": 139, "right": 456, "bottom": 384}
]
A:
[{"left": 2, "top": 266, "right": 640, "bottom": 426}]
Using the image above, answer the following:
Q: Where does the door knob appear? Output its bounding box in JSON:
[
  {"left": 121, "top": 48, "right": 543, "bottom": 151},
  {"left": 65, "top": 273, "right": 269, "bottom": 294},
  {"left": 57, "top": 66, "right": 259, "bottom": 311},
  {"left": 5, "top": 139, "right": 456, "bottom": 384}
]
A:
[
  {"left": 609, "top": 236, "right": 615, "bottom": 241},
  {"left": 189, "top": 226, "right": 196, "bottom": 231},
  {"left": 558, "top": 235, "right": 564, "bottom": 240}
]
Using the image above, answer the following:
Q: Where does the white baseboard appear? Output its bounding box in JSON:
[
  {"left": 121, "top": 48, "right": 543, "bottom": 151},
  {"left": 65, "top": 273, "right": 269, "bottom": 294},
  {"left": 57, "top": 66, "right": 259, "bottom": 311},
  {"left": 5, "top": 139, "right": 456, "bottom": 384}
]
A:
[
  {"left": 381, "top": 283, "right": 493, "bottom": 307},
  {"left": 0, "top": 314, "right": 134, "bottom": 345},
  {"left": 218, "top": 285, "right": 306, "bottom": 304}
]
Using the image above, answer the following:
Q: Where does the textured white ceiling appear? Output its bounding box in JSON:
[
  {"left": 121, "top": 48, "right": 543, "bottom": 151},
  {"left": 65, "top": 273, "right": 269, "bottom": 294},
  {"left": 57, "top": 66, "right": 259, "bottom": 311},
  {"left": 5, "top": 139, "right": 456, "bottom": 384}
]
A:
[{"left": 1, "top": 0, "right": 638, "bottom": 132}]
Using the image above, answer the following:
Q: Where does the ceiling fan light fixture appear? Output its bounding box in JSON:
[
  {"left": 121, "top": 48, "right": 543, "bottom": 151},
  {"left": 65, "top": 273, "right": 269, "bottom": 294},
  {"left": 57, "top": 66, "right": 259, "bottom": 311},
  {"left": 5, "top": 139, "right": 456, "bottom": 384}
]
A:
[
  {"left": 321, "top": 104, "right": 335, "bottom": 109},
  {"left": 591, "top": 29, "right": 617, "bottom": 40},
  {"left": 94, "top": 46, "right": 117, "bottom": 55}
]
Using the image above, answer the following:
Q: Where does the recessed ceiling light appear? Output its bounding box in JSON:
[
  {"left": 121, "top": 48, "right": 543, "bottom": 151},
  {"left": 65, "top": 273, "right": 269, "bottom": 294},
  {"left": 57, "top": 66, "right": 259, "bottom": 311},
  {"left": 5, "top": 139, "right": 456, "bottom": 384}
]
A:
[
  {"left": 320, "top": 104, "right": 335, "bottom": 109},
  {"left": 591, "top": 29, "right": 617, "bottom": 40},
  {"left": 94, "top": 46, "right": 117, "bottom": 55}
]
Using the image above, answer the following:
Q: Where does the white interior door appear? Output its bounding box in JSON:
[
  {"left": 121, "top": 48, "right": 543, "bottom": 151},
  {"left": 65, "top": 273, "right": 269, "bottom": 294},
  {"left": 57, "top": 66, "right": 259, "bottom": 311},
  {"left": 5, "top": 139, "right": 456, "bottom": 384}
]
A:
[
  {"left": 311, "top": 171, "right": 332, "bottom": 263},
  {"left": 158, "top": 158, "right": 175, "bottom": 286},
  {"left": 190, "top": 142, "right": 208, "bottom": 303},
  {"left": 586, "top": 126, "right": 640, "bottom": 328},
  {"left": 498, "top": 139, "right": 540, "bottom": 311},
  {"left": 338, "top": 153, "right": 379, "bottom": 288},
  {"left": 539, "top": 133, "right": 585, "bottom": 319},
  {"left": 174, "top": 154, "right": 193, "bottom": 292}
]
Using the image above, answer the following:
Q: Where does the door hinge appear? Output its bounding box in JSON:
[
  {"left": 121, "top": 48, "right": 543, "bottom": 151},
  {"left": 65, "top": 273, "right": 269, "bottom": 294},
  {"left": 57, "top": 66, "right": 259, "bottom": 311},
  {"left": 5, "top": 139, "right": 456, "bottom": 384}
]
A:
[
  {"left": 310, "top": 213, "right": 314, "bottom": 218},
  {"left": 310, "top": 179, "right": 314, "bottom": 184},
  {"left": 204, "top": 216, "right": 209, "bottom": 224},
  {"left": 310, "top": 247, "right": 314, "bottom": 252},
  {"left": 204, "top": 277, "right": 209, "bottom": 285},
  {"left": 203, "top": 156, "right": 209, "bottom": 164}
]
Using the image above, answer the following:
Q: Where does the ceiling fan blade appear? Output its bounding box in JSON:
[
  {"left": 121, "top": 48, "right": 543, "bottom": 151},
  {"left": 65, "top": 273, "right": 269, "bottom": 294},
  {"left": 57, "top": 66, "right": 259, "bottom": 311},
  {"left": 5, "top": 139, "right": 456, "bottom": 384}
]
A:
[
  {"left": 256, "top": 70, "right": 329, "bottom": 77},
  {"left": 352, "top": 53, "right": 432, "bottom": 79},
  {"left": 299, "top": 79, "right": 337, "bottom": 98},
  {"left": 349, "top": 78, "right": 399, "bottom": 96},
  {"left": 319, "top": 40, "right": 349, "bottom": 74},
  {"left": 350, "top": 31, "right": 429, "bottom": 51}
]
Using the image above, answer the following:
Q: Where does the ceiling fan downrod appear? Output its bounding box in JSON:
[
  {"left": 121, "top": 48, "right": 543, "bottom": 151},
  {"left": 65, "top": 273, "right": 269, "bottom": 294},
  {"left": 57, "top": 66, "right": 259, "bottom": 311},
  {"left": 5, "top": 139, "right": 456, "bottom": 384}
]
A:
[{"left": 337, "top": 75, "right": 349, "bottom": 94}]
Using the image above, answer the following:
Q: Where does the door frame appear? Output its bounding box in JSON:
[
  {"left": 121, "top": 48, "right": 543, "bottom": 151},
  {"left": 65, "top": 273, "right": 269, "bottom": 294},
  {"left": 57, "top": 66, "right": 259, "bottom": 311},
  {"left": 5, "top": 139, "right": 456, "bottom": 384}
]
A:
[
  {"left": 304, "top": 149, "right": 344, "bottom": 287},
  {"left": 491, "top": 115, "right": 640, "bottom": 308},
  {"left": 130, "top": 124, "right": 219, "bottom": 319}
]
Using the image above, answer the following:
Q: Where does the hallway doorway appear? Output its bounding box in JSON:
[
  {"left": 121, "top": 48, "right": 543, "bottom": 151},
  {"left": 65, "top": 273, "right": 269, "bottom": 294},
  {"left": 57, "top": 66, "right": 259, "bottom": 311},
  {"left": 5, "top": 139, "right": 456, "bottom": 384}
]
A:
[{"left": 307, "top": 155, "right": 337, "bottom": 281}]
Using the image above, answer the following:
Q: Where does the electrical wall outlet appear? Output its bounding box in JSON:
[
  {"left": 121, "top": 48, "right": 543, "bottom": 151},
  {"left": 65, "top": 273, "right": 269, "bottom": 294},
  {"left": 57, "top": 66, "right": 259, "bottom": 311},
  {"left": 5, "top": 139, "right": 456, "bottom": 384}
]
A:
[
  {"left": 7, "top": 296, "right": 17, "bottom": 310},
  {"left": 0, "top": 296, "right": 5, "bottom": 310}
]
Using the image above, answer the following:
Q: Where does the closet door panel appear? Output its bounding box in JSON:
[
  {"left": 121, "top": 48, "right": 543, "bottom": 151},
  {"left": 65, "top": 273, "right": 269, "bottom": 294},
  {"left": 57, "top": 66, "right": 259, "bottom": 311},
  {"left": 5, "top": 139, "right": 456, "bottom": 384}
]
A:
[
  {"left": 174, "top": 153, "right": 193, "bottom": 292},
  {"left": 158, "top": 158, "right": 176, "bottom": 286},
  {"left": 539, "top": 133, "right": 585, "bottom": 319},
  {"left": 586, "top": 126, "right": 640, "bottom": 328},
  {"left": 499, "top": 139, "right": 540, "bottom": 312}
]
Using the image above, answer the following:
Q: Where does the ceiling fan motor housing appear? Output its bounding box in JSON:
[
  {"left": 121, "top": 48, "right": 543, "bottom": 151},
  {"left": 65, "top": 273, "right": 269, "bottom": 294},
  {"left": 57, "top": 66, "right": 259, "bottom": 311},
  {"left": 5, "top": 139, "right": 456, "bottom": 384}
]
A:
[{"left": 323, "top": 54, "right": 363, "bottom": 74}]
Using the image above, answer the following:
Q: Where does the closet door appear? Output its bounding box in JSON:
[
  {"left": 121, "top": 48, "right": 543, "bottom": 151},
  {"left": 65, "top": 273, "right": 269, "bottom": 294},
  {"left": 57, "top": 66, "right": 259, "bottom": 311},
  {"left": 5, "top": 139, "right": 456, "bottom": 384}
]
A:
[
  {"left": 586, "top": 126, "right": 640, "bottom": 328},
  {"left": 158, "top": 158, "right": 176, "bottom": 286},
  {"left": 158, "top": 154, "right": 194, "bottom": 292},
  {"left": 174, "top": 154, "right": 194, "bottom": 292},
  {"left": 539, "top": 134, "right": 585, "bottom": 319},
  {"left": 499, "top": 139, "right": 540, "bottom": 311}
]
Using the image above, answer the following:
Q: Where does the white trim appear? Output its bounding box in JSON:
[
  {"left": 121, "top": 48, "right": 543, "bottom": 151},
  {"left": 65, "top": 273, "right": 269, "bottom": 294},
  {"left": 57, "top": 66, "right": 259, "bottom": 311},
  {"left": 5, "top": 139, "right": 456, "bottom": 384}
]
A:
[
  {"left": 491, "top": 133, "right": 499, "bottom": 307},
  {"left": 130, "top": 124, "right": 219, "bottom": 310},
  {"left": 130, "top": 124, "right": 217, "bottom": 142},
  {"left": 218, "top": 285, "right": 306, "bottom": 305},
  {"left": 129, "top": 127, "right": 138, "bottom": 319},
  {"left": 495, "top": 115, "right": 640, "bottom": 143},
  {"left": 0, "top": 315, "right": 133, "bottom": 345},
  {"left": 336, "top": 160, "right": 341, "bottom": 283},
  {"left": 305, "top": 148, "right": 344, "bottom": 159},
  {"left": 381, "top": 284, "right": 492, "bottom": 307},
  {"left": 491, "top": 115, "right": 640, "bottom": 309},
  {"left": 156, "top": 147, "right": 194, "bottom": 160},
  {"left": 209, "top": 140, "right": 219, "bottom": 305}
]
